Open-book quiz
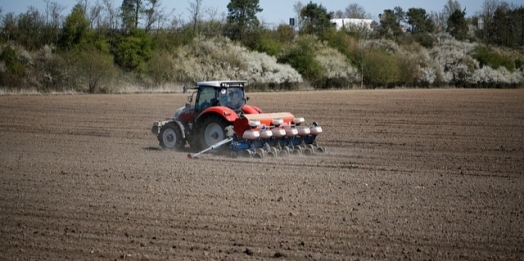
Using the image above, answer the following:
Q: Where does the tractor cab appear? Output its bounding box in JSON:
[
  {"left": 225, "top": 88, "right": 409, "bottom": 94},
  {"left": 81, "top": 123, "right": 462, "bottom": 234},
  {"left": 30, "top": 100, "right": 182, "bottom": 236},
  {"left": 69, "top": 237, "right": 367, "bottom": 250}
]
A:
[
  {"left": 190, "top": 81, "right": 247, "bottom": 114},
  {"left": 180, "top": 81, "right": 250, "bottom": 126}
]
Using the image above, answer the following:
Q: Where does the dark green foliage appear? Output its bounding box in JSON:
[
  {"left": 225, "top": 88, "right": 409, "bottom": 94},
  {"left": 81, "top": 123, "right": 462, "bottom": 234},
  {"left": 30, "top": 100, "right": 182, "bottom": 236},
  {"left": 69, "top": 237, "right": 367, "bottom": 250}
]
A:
[
  {"left": 59, "top": 4, "right": 89, "bottom": 50},
  {"left": 1, "top": 13, "right": 19, "bottom": 43},
  {"left": 447, "top": 9, "right": 468, "bottom": 40},
  {"left": 278, "top": 37, "right": 325, "bottom": 86},
  {"left": 113, "top": 29, "right": 152, "bottom": 72},
  {"left": 396, "top": 54, "right": 419, "bottom": 87},
  {"left": 411, "top": 33, "right": 436, "bottom": 48},
  {"left": 361, "top": 48, "right": 399, "bottom": 87},
  {"left": 472, "top": 46, "right": 515, "bottom": 72},
  {"left": 225, "top": 0, "right": 263, "bottom": 41},
  {"left": 1, "top": 0, "right": 523, "bottom": 92},
  {"left": 498, "top": 6, "right": 524, "bottom": 48},
  {"left": 481, "top": 5, "right": 524, "bottom": 48},
  {"left": 299, "top": 2, "right": 332, "bottom": 35},
  {"left": 239, "top": 29, "right": 263, "bottom": 51},
  {"left": 149, "top": 31, "right": 184, "bottom": 52},
  {"left": 252, "top": 25, "right": 295, "bottom": 56},
  {"left": 276, "top": 24, "right": 295, "bottom": 43},
  {"left": 0, "top": 45, "right": 26, "bottom": 87},
  {"left": 402, "top": 8, "right": 436, "bottom": 48},
  {"left": 255, "top": 34, "right": 282, "bottom": 57},
  {"left": 121, "top": 0, "right": 142, "bottom": 32},
  {"left": 406, "top": 8, "right": 435, "bottom": 34},
  {"left": 378, "top": 9, "right": 403, "bottom": 39},
  {"left": 516, "top": 59, "right": 524, "bottom": 70},
  {"left": 16, "top": 8, "right": 44, "bottom": 51},
  {"left": 321, "top": 29, "right": 357, "bottom": 59}
]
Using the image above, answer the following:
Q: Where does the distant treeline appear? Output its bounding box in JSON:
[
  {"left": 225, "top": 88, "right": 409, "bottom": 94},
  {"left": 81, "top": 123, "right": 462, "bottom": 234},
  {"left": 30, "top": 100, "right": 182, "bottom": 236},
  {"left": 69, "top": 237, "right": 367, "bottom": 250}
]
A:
[{"left": 0, "top": 0, "right": 522, "bottom": 93}]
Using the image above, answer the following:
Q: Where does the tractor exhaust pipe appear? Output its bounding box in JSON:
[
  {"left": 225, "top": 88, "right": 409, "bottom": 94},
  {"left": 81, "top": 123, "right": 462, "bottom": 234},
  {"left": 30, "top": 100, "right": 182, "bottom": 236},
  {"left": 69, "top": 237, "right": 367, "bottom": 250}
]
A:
[{"left": 187, "top": 138, "right": 234, "bottom": 159}]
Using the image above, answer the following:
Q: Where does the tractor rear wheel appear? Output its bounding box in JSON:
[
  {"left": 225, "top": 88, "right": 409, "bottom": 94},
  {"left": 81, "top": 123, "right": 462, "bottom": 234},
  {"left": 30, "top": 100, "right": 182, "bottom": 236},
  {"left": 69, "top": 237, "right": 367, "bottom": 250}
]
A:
[
  {"left": 196, "top": 115, "right": 231, "bottom": 151},
  {"left": 158, "top": 123, "right": 185, "bottom": 150}
]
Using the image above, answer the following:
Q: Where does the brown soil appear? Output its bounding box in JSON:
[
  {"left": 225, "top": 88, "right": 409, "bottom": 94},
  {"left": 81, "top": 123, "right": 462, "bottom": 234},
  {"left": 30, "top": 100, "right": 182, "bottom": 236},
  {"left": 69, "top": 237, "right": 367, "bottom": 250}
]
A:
[{"left": 1, "top": 89, "right": 523, "bottom": 261}]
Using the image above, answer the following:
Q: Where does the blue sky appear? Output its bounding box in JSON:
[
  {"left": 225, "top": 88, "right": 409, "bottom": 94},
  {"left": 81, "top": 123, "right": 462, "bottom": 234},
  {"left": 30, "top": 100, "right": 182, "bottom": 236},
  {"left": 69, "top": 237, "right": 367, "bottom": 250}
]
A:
[{"left": 2, "top": 0, "right": 522, "bottom": 27}]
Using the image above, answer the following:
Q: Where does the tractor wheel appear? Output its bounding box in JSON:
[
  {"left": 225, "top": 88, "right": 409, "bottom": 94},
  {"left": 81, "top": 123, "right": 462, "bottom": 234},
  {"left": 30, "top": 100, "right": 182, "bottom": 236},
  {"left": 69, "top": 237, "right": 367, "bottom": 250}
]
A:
[
  {"left": 196, "top": 115, "right": 231, "bottom": 151},
  {"left": 158, "top": 123, "right": 185, "bottom": 150}
]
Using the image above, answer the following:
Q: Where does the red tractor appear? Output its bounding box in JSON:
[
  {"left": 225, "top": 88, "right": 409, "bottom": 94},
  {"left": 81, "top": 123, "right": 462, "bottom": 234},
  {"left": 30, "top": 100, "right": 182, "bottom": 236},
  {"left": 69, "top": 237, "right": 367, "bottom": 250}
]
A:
[
  {"left": 151, "top": 80, "right": 324, "bottom": 158},
  {"left": 152, "top": 81, "right": 256, "bottom": 150}
]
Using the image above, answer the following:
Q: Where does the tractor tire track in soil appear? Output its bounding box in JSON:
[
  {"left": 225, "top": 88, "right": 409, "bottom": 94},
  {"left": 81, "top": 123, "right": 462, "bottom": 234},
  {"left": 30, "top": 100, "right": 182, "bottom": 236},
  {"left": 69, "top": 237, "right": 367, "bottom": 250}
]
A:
[{"left": 0, "top": 89, "right": 523, "bottom": 260}]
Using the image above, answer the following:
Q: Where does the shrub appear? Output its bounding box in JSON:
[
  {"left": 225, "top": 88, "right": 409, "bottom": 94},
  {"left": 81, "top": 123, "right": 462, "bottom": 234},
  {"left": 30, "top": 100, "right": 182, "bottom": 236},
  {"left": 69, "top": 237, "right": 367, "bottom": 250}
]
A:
[
  {"left": 33, "top": 48, "right": 84, "bottom": 92},
  {"left": 276, "top": 24, "right": 295, "bottom": 43},
  {"left": 321, "top": 29, "right": 358, "bottom": 59},
  {"left": 0, "top": 45, "right": 26, "bottom": 87},
  {"left": 171, "top": 36, "right": 302, "bottom": 88},
  {"left": 361, "top": 48, "right": 399, "bottom": 87},
  {"left": 113, "top": 30, "right": 152, "bottom": 72},
  {"left": 470, "top": 65, "right": 524, "bottom": 88},
  {"left": 278, "top": 35, "right": 325, "bottom": 86},
  {"left": 77, "top": 47, "right": 116, "bottom": 93},
  {"left": 147, "top": 50, "right": 175, "bottom": 86},
  {"left": 315, "top": 46, "right": 359, "bottom": 88},
  {"left": 396, "top": 54, "right": 419, "bottom": 87},
  {"left": 472, "top": 46, "right": 515, "bottom": 72},
  {"left": 256, "top": 35, "right": 283, "bottom": 57},
  {"left": 430, "top": 36, "right": 477, "bottom": 86}
]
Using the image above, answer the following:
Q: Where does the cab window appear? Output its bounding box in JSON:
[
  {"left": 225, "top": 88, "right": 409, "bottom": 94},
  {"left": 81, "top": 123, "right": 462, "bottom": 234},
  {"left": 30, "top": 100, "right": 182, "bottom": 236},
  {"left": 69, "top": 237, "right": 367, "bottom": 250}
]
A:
[
  {"left": 196, "top": 87, "right": 216, "bottom": 111},
  {"left": 219, "top": 87, "right": 244, "bottom": 109}
]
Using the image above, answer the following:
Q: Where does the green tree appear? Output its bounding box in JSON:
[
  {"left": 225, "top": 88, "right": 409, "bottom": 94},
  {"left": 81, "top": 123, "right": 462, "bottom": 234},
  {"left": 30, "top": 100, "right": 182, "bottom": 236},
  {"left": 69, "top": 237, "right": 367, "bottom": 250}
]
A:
[
  {"left": 447, "top": 9, "right": 468, "bottom": 40},
  {"left": 253, "top": 29, "right": 283, "bottom": 56},
  {"left": 478, "top": 0, "right": 499, "bottom": 43},
  {"left": 41, "top": 0, "right": 65, "bottom": 46},
  {"left": 113, "top": 29, "right": 152, "bottom": 72},
  {"left": 393, "top": 6, "right": 406, "bottom": 24},
  {"left": 121, "top": 0, "right": 142, "bottom": 32},
  {"left": 59, "top": 3, "right": 89, "bottom": 50},
  {"left": 442, "top": 0, "right": 462, "bottom": 29},
  {"left": 142, "top": 0, "right": 160, "bottom": 32},
  {"left": 344, "top": 3, "right": 370, "bottom": 19},
  {"left": 0, "top": 45, "right": 26, "bottom": 87},
  {"left": 278, "top": 36, "right": 325, "bottom": 86},
  {"left": 379, "top": 9, "right": 402, "bottom": 39},
  {"left": 1, "top": 13, "right": 19, "bottom": 42},
  {"left": 487, "top": 5, "right": 524, "bottom": 48},
  {"left": 225, "top": 0, "right": 263, "bottom": 41},
  {"left": 17, "top": 7, "right": 45, "bottom": 51},
  {"left": 406, "top": 8, "right": 435, "bottom": 34},
  {"left": 299, "top": 2, "right": 332, "bottom": 35}
]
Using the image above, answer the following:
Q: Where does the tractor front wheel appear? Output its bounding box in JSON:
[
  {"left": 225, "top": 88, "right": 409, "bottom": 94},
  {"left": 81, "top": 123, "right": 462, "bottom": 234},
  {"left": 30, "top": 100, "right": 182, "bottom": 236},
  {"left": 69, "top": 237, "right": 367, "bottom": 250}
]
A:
[
  {"left": 196, "top": 115, "right": 231, "bottom": 151},
  {"left": 158, "top": 123, "right": 185, "bottom": 150}
]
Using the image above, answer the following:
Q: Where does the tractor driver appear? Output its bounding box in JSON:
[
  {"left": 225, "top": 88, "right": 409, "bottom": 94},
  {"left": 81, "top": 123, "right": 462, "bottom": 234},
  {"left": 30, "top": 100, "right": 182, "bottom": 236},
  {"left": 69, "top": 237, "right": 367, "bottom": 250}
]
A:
[{"left": 230, "top": 89, "right": 242, "bottom": 108}]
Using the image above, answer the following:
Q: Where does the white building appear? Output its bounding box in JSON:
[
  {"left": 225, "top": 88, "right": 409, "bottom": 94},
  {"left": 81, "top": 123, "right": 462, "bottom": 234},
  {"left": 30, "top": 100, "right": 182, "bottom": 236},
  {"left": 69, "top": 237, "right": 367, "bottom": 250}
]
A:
[{"left": 330, "top": 18, "right": 374, "bottom": 31}]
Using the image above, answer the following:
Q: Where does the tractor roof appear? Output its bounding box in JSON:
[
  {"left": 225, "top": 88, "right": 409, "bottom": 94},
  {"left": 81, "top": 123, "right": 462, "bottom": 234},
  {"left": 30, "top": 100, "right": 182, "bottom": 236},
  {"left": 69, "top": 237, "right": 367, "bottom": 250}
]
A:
[{"left": 196, "top": 80, "right": 247, "bottom": 88}]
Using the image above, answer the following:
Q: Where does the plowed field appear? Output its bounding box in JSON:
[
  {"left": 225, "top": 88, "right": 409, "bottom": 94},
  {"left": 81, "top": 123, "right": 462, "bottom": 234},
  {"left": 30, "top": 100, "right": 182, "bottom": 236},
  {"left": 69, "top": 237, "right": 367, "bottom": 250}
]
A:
[{"left": 1, "top": 89, "right": 523, "bottom": 260}]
